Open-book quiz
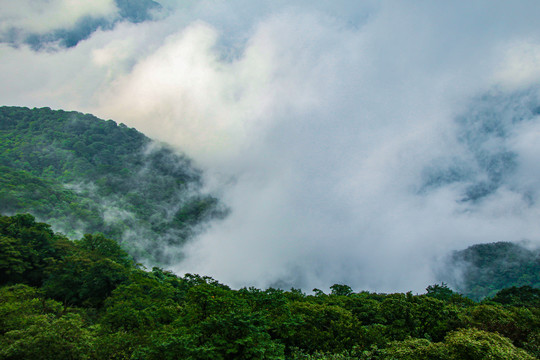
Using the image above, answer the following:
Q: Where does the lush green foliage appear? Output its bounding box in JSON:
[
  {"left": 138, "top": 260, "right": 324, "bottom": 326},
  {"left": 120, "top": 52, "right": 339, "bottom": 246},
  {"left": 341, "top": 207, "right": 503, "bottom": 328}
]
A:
[
  {"left": 1, "top": 106, "right": 538, "bottom": 358},
  {"left": 0, "top": 214, "right": 538, "bottom": 359},
  {"left": 442, "top": 242, "right": 540, "bottom": 300},
  {"left": 0, "top": 106, "right": 226, "bottom": 264}
]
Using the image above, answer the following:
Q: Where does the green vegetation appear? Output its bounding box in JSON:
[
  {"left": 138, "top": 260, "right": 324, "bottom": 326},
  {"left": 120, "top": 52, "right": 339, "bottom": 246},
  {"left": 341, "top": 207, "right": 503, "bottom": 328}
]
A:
[
  {"left": 443, "top": 242, "right": 540, "bottom": 301},
  {"left": 0, "top": 106, "right": 226, "bottom": 264},
  {"left": 1, "top": 106, "right": 538, "bottom": 358},
  {"left": 0, "top": 214, "right": 538, "bottom": 359}
]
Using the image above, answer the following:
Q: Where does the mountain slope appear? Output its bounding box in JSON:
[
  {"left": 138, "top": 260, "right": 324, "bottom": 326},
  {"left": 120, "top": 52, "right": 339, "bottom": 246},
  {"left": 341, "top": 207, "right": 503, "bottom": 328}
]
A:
[
  {"left": 439, "top": 241, "right": 540, "bottom": 300},
  {"left": 0, "top": 106, "right": 225, "bottom": 263}
]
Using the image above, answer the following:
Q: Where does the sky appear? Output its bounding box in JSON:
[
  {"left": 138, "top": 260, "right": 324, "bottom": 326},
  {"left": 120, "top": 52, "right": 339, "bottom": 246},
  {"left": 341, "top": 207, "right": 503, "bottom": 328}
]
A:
[{"left": 2, "top": 0, "right": 540, "bottom": 293}]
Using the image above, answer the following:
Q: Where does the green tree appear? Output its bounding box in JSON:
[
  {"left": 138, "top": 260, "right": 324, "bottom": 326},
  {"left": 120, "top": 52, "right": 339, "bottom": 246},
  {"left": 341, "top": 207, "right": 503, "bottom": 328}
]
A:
[
  {"left": 43, "top": 251, "right": 129, "bottom": 308},
  {"left": 443, "top": 328, "right": 535, "bottom": 360},
  {"left": 0, "top": 313, "right": 95, "bottom": 360},
  {"left": 462, "top": 304, "right": 538, "bottom": 348},
  {"left": 75, "top": 233, "right": 132, "bottom": 267},
  {"left": 100, "top": 271, "right": 181, "bottom": 332},
  {"left": 0, "top": 235, "right": 29, "bottom": 283},
  {"left": 490, "top": 286, "right": 540, "bottom": 307},
  {"left": 425, "top": 283, "right": 454, "bottom": 301},
  {"left": 0, "top": 284, "right": 62, "bottom": 335},
  {"left": 0, "top": 213, "right": 58, "bottom": 286},
  {"left": 330, "top": 284, "right": 353, "bottom": 297},
  {"left": 286, "top": 301, "right": 358, "bottom": 353}
]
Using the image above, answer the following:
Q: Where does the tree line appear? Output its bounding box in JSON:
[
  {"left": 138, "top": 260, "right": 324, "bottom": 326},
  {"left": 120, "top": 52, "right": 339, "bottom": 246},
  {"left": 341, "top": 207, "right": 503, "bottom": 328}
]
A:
[{"left": 0, "top": 213, "right": 538, "bottom": 359}]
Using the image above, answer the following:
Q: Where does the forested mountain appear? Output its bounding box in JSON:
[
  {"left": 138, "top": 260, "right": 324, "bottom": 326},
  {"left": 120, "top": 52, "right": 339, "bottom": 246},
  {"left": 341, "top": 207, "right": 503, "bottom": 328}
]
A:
[
  {"left": 441, "top": 241, "right": 540, "bottom": 301},
  {"left": 0, "top": 214, "right": 538, "bottom": 359},
  {"left": 0, "top": 106, "right": 226, "bottom": 264},
  {"left": 1, "top": 106, "right": 539, "bottom": 358},
  {"left": 2, "top": 106, "right": 539, "bottom": 292}
]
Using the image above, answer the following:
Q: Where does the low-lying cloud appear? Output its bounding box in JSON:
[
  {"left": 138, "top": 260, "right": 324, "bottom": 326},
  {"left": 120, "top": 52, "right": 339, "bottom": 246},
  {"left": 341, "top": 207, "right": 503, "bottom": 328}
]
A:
[{"left": 2, "top": 1, "right": 540, "bottom": 293}]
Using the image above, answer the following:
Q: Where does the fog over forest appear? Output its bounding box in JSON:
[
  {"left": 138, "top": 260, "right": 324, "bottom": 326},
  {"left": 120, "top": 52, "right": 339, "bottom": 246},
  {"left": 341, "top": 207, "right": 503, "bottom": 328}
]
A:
[{"left": 2, "top": 0, "right": 540, "bottom": 292}]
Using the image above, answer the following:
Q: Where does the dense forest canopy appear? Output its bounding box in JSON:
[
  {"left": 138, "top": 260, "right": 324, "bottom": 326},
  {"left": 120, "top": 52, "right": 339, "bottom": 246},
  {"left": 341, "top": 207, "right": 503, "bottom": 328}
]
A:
[
  {"left": 0, "top": 106, "right": 226, "bottom": 264},
  {"left": 0, "top": 213, "right": 538, "bottom": 359}
]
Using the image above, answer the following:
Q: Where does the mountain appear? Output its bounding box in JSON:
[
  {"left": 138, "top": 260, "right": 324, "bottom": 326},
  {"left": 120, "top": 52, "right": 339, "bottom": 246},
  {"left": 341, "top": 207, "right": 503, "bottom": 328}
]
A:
[
  {"left": 0, "top": 106, "right": 226, "bottom": 264},
  {"left": 439, "top": 241, "right": 540, "bottom": 300}
]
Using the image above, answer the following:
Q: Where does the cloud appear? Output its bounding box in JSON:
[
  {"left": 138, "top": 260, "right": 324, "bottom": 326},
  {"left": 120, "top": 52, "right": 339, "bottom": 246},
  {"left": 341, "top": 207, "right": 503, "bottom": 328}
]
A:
[
  {"left": 494, "top": 39, "right": 540, "bottom": 90},
  {"left": 0, "top": 0, "right": 163, "bottom": 49},
  {"left": 0, "top": 0, "right": 118, "bottom": 35},
  {"left": 2, "top": 1, "right": 540, "bottom": 292}
]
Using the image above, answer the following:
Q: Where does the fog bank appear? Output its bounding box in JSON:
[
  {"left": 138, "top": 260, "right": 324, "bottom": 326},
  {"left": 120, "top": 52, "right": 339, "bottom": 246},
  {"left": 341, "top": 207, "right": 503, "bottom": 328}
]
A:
[{"left": 2, "top": 1, "right": 540, "bottom": 292}]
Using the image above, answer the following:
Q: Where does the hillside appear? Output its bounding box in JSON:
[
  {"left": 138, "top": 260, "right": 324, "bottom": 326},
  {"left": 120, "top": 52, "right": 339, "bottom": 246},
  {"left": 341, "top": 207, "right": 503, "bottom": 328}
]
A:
[
  {"left": 0, "top": 213, "right": 538, "bottom": 359},
  {"left": 0, "top": 106, "right": 226, "bottom": 263},
  {"left": 440, "top": 242, "right": 540, "bottom": 301}
]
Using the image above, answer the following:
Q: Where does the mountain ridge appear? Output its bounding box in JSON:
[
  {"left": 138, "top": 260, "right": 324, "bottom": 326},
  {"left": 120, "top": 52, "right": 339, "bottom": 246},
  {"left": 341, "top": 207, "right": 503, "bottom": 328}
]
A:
[{"left": 0, "top": 105, "right": 226, "bottom": 264}]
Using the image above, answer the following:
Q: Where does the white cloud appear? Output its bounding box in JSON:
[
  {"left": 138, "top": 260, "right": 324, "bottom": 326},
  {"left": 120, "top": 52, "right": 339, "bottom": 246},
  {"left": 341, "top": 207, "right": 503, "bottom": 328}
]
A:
[
  {"left": 96, "top": 22, "right": 257, "bottom": 165},
  {"left": 494, "top": 40, "right": 540, "bottom": 90}
]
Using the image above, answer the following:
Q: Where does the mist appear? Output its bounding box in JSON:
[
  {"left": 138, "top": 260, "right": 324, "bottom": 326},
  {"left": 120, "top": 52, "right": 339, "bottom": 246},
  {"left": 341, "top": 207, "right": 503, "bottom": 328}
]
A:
[{"left": 2, "top": 1, "right": 540, "bottom": 293}]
